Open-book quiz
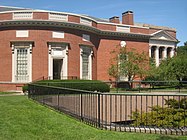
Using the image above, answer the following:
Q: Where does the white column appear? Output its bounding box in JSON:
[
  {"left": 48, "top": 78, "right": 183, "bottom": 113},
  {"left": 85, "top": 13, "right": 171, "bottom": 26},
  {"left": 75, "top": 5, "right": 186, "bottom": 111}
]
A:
[
  {"left": 28, "top": 43, "right": 33, "bottom": 82},
  {"left": 62, "top": 46, "right": 68, "bottom": 79},
  {"left": 149, "top": 46, "right": 152, "bottom": 58},
  {"left": 155, "top": 46, "right": 159, "bottom": 67},
  {"left": 80, "top": 47, "right": 83, "bottom": 79},
  {"left": 170, "top": 48, "right": 175, "bottom": 57},
  {"left": 12, "top": 44, "right": 15, "bottom": 82},
  {"left": 48, "top": 44, "right": 53, "bottom": 80},
  {"left": 89, "top": 50, "right": 93, "bottom": 80},
  {"left": 163, "top": 47, "right": 167, "bottom": 59}
]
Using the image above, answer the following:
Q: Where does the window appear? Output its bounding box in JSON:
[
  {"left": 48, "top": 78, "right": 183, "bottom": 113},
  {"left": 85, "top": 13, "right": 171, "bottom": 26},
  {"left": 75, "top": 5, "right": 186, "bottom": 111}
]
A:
[
  {"left": 12, "top": 42, "right": 33, "bottom": 82},
  {"left": 49, "top": 13, "right": 68, "bottom": 21},
  {"left": 82, "top": 34, "right": 90, "bottom": 41},
  {"left": 80, "top": 17, "right": 92, "bottom": 26},
  {"left": 80, "top": 46, "right": 92, "bottom": 80},
  {"left": 82, "top": 52, "right": 89, "bottom": 79},
  {"left": 16, "top": 48, "right": 28, "bottom": 82},
  {"left": 13, "top": 12, "right": 33, "bottom": 19}
]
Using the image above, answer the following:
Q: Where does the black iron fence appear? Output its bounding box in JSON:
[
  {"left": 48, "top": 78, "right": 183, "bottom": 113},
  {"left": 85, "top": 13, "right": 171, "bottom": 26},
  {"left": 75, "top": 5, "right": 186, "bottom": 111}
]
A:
[
  {"left": 107, "top": 81, "right": 187, "bottom": 93},
  {"left": 28, "top": 83, "right": 187, "bottom": 135}
]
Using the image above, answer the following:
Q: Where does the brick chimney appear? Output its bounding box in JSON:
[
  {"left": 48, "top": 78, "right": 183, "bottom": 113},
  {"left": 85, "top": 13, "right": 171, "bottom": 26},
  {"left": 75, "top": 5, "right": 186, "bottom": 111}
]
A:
[
  {"left": 109, "top": 16, "right": 120, "bottom": 24},
  {"left": 122, "top": 11, "right": 134, "bottom": 25}
]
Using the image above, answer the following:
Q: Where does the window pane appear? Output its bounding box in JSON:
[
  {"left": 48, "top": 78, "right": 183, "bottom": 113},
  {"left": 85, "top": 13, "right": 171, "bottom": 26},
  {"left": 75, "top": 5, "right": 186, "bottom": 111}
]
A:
[
  {"left": 82, "top": 53, "right": 89, "bottom": 79},
  {"left": 16, "top": 48, "right": 28, "bottom": 82}
]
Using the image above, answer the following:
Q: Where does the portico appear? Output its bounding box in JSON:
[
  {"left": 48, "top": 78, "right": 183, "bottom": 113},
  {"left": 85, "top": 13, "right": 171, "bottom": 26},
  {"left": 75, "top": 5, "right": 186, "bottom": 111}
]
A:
[
  {"left": 149, "top": 45, "right": 175, "bottom": 66},
  {"left": 149, "top": 30, "right": 178, "bottom": 66}
]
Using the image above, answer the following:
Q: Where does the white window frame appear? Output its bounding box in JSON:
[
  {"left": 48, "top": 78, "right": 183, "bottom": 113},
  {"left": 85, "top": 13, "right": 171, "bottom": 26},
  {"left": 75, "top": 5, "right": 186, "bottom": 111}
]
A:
[
  {"left": 12, "top": 42, "right": 33, "bottom": 83},
  {"left": 80, "top": 46, "right": 93, "bottom": 80},
  {"left": 48, "top": 42, "right": 68, "bottom": 80}
]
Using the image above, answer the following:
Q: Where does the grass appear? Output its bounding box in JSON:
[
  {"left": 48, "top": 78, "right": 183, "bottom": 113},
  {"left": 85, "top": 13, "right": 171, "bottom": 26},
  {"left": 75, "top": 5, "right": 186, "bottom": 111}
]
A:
[
  {"left": 0, "top": 92, "right": 17, "bottom": 95},
  {"left": 0, "top": 96, "right": 187, "bottom": 140}
]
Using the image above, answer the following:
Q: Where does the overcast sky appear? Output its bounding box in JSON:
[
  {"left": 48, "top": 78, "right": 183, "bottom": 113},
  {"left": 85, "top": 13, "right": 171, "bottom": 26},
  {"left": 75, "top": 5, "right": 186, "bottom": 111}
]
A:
[{"left": 0, "top": 0, "right": 186, "bottom": 45}]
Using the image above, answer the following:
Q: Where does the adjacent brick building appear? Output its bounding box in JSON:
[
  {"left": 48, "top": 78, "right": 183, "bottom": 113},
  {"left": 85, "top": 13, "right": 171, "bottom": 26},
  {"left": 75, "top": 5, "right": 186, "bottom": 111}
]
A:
[{"left": 0, "top": 6, "right": 178, "bottom": 91}]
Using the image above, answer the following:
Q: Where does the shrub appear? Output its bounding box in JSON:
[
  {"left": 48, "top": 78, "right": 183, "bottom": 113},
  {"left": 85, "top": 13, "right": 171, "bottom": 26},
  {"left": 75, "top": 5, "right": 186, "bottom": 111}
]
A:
[
  {"left": 22, "top": 85, "right": 28, "bottom": 93},
  {"left": 33, "top": 80, "right": 110, "bottom": 92},
  {"left": 132, "top": 98, "right": 187, "bottom": 128}
]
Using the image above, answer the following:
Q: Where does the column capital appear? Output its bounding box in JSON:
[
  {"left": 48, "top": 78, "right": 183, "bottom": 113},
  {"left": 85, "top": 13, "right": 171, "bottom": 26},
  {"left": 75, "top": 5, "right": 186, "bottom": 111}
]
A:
[{"left": 155, "top": 46, "right": 159, "bottom": 50}]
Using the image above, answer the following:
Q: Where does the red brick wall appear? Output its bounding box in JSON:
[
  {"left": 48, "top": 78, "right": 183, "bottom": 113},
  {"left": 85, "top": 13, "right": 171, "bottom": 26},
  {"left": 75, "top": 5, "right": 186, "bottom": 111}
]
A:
[
  {"left": 0, "top": 13, "right": 12, "bottom": 20},
  {"left": 0, "top": 83, "right": 24, "bottom": 91},
  {"left": 97, "top": 37, "right": 149, "bottom": 81},
  {"left": 92, "top": 21, "right": 97, "bottom": 28},
  {"left": 68, "top": 15, "right": 80, "bottom": 23},
  {"left": 33, "top": 12, "right": 48, "bottom": 20},
  {"left": 0, "top": 26, "right": 99, "bottom": 83},
  {"left": 0, "top": 30, "right": 14, "bottom": 81},
  {"left": 97, "top": 23, "right": 116, "bottom": 31},
  {"left": 131, "top": 27, "right": 149, "bottom": 34}
]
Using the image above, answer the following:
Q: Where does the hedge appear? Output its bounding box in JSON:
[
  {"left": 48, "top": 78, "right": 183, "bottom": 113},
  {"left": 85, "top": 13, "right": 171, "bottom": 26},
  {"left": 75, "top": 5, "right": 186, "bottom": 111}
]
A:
[{"left": 33, "top": 80, "right": 110, "bottom": 92}]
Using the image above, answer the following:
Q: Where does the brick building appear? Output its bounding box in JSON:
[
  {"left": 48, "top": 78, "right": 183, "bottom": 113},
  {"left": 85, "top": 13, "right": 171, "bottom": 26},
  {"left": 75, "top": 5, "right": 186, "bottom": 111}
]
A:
[{"left": 0, "top": 6, "right": 178, "bottom": 91}]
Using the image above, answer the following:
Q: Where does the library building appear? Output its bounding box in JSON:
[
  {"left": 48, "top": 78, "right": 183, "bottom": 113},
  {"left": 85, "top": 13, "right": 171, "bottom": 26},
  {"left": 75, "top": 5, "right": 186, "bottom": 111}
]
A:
[{"left": 0, "top": 6, "right": 178, "bottom": 91}]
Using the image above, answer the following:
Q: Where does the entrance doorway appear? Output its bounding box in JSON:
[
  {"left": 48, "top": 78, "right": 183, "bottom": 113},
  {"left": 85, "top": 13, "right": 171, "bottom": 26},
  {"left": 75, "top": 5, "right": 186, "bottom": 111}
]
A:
[{"left": 53, "top": 59, "right": 63, "bottom": 79}]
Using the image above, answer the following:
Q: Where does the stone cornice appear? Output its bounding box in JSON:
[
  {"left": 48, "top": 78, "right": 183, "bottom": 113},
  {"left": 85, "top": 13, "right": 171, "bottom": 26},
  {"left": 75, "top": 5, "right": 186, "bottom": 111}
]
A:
[{"left": 0, "top": 20, "right": 152, "bottom": 39}]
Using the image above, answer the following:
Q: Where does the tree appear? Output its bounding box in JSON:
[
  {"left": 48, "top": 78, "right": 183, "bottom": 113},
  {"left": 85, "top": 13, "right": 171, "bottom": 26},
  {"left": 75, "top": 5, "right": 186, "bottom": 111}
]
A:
[
  {"left": 177, "top": 42, "right": 187, "bottom": 55},
  {"left": 144, "top": 41, "right": 187, "bottom": 81},
  {"left": 108, "top": 47, "right": 148, "bottom": 83}
]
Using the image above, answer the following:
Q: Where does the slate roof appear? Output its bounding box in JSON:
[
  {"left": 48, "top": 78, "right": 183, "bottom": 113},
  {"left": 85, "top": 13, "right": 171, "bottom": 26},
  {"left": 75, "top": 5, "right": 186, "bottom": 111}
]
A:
[
  {"left": 0, "top": 6, "right": 31, "bottom": 12},
  {"left": 81, "top": 15, "right": 109, "bottom": 22}
]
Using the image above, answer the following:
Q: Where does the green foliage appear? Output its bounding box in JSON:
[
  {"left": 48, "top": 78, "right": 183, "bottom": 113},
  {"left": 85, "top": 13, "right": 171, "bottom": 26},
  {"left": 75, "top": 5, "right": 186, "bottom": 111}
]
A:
[
  {"left": 132, "top": 98, "right": 187, "bottom": 128},
  {"left": 108, "top": 47, "right": 148, "bottom": 81},
  {"left": 22, "top": 85, "right": 28, "bottom": 93},
  {"left": 177, "top": 43, "right": 187, "bottom": 55},
  {"left": 145, "top": 54, "right": 187, "bottom": 81},
  {"left": 144, "top": 42, "right": 187, "bottom": 81},
  {"left": 34, "top": 80, "right": 110, "bottom": 92}
]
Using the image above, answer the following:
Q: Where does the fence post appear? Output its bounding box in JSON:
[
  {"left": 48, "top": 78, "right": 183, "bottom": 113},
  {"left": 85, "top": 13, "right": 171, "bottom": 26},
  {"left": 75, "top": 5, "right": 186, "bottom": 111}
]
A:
[
  {"left": 98, "top": 93, "right": 101, "bottom": 128},
  {"left": 28, "top": 84, "right": 30, "bottom": 98},
  {"left": 57, "top": 91, "right": 60, "bottom": 110},
  {"left": 81, "top": 93, "right": 83, "bottom": 121}
]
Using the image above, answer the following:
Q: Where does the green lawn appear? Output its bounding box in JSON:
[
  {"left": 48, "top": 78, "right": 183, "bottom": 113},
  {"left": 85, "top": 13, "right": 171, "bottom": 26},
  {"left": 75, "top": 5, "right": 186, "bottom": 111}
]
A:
[
  {"left": 0, "top": 96, "right": 186, "bottom": 140},
  {"left": 0, "top": 92, "right": 16, "bottom": 95}
]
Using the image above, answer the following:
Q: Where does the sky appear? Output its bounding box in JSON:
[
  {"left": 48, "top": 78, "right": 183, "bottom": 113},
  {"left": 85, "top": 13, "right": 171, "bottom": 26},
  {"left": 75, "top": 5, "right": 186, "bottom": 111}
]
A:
[{"left": 0, "top": 0, "right": 186, "bottom": 46}]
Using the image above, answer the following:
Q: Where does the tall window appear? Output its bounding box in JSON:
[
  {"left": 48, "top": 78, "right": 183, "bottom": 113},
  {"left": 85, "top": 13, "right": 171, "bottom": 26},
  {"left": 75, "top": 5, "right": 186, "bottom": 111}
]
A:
[
  {"left": 80, "top": 46, "right": 92, "bottom": 80},
  {"left": 12, "top": 42, "right": 32, "bottom": 83},
  {"left": 16, "top": 48, "right": 28, "bottom": 82},
  {"left": 82, "top": 51, "right": 89, "bottom": 79}
]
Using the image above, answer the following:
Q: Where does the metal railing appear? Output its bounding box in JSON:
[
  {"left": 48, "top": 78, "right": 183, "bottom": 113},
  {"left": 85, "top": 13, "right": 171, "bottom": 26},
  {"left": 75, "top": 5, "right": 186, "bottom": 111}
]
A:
[
  {"left": 28, "top": 83, "right": 187, "bottom": 135},
  {"left": 107, "top": 81, "right": 187, "bottom": 93}
]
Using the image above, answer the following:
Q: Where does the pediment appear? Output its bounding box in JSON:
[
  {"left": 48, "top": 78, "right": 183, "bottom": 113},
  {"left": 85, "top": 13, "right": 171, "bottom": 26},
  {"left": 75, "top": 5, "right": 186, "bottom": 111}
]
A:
[{"left": 151, "top": 30, "right": 177, "bottom": 42}]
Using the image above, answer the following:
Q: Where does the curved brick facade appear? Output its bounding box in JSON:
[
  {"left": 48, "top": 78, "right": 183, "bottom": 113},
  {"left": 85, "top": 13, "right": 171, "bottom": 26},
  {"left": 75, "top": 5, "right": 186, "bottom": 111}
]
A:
[{"left": 0, "top": 6, "right": 178, "bottom": 91}]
